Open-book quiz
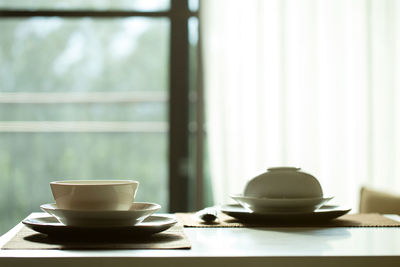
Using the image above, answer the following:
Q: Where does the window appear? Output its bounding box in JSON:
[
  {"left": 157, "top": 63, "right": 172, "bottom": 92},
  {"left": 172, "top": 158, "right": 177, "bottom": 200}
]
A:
[{"left": 0, "top": 0, "right": 203, "bottom": 234}]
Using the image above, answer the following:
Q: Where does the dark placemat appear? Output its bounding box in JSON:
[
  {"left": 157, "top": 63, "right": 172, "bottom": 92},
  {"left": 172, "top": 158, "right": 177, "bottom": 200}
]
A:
[
  {"left": 2, "top": 224, "right": 191, "bottom": 250},
  {"left": 175, "top": 212, "right": 400, "bottom": 228}
]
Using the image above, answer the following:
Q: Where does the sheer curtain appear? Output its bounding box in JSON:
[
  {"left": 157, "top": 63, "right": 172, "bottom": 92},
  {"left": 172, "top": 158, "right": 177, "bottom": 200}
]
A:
[{"left": 201, "top": 0, "right": 400, "bottom": 209}]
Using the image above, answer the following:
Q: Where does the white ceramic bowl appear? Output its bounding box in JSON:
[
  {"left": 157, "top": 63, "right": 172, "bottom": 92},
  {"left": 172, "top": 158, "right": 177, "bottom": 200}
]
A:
[{"left": 50, "top": 180, "right": 139, "bottom": 211}]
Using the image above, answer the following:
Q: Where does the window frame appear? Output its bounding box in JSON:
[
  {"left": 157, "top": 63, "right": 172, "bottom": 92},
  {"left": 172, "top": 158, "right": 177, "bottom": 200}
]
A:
[{"left": 0, "top": 0, "right": 199, "bottom": 212}]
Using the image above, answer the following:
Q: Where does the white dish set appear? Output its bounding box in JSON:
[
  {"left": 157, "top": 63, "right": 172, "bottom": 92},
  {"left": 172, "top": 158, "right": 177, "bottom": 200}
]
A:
[
  {"left": 23, "top": 180, "right": 176, "bottom": 236},
  {"left": 24, "top": 167, "right": 347, "bottom": 233},
  {"left": 229, "top": 167, "right": 349, "bottom": 218}
]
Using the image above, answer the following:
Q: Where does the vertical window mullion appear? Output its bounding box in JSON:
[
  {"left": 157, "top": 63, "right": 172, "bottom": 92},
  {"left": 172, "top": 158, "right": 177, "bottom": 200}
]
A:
[{"left": 169, "top": 0, "right": 190, "bottom": 212}]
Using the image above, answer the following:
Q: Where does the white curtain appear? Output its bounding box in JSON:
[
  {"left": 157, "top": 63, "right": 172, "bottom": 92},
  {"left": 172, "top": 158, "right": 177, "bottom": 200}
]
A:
[{"left": 201, "top": 0, "right": 400, "bottom": 210}]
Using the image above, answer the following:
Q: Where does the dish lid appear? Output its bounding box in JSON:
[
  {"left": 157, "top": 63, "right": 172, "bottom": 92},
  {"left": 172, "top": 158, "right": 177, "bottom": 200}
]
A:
[{"left": 244, "top": 167, "right": 323, "bottom": 199}]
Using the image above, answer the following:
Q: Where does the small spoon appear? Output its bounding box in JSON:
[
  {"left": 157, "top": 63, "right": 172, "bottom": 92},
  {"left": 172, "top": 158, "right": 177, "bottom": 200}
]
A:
[{"left": 196, "top": 207, "right": 218, "bottom": 223}]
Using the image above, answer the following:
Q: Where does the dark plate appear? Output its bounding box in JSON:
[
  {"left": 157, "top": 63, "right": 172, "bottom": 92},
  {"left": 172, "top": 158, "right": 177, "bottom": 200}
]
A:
[
  {"left": 22, "top": 215, "right": 177, "bottom": 237},
  {"left": 221, "top": 204, "right": 351, "bottom": 223}
]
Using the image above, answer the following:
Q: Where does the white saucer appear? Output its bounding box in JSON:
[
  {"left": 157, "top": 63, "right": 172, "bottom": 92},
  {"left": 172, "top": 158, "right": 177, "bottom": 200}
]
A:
[
  {"left": 23, "top": 214, "right": 177, "bottom": 237},
  {"left": 230, "top": 194, "right": 334, "bottom": 213},
  {"left": 40, "top": 202, "right": 160, "bottom": 227}
]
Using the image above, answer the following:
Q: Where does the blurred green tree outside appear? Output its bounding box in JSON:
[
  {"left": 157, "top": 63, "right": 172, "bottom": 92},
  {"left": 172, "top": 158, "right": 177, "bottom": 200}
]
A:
[{"left": 0, "top": 13, "right": 170, "bottom": 233}]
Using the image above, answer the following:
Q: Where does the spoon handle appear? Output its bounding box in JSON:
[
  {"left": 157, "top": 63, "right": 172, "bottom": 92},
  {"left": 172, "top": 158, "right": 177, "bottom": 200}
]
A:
[{"left": 196, "top": 207, "right": 218, "bottom": 223}]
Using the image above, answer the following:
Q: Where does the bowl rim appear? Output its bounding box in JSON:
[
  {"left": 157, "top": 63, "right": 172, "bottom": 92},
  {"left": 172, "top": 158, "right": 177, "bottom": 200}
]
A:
[{"left": 50, "top": 180, "right": 139, "bottom": 186}]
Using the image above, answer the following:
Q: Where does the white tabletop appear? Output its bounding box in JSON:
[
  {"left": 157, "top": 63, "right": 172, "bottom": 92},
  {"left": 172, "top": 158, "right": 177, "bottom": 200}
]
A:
[{"left": 1, "top": 213, "right": 400, "bottom": 267}]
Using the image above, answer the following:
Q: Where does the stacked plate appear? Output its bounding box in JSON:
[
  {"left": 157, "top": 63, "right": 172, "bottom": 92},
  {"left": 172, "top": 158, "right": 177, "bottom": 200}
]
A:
[
  {"left": 22, "top": 218, "right": 179, "bottom": 238},
  {"left": 220, "top": 204, "right": 351, "bottom": 223},
  {"left": 23, "top": 180, "right": 177, "bottom": 237}
]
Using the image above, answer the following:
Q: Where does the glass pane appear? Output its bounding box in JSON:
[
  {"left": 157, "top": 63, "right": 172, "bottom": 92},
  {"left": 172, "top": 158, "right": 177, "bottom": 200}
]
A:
[
  {"left": 0, "top": 17, "right": 169, "bottom": 234},
  {"left": 0, "top": 17, "right": 169, "bottom": 92},
  {"left": 188, "top": 17, "right": 199, "bottom": 92},
  {"left": 188, "top": 0, "right": 199, "bottom": 12},
  {"left": 0, "top": 0, "right": 170, "bottom": 11}
]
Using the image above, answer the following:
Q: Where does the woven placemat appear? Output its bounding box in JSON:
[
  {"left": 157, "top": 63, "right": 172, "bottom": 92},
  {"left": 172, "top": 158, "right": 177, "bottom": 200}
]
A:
[
  {"left": 1, "top": 224, "right": 191, "bottom": 250},
  {"left": 175, "top": 212, "right": 400, "bottom": 228}
]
